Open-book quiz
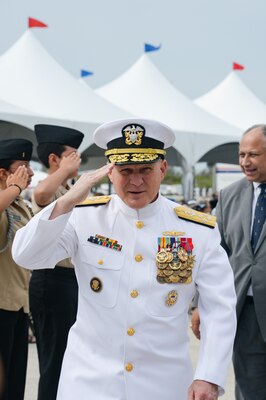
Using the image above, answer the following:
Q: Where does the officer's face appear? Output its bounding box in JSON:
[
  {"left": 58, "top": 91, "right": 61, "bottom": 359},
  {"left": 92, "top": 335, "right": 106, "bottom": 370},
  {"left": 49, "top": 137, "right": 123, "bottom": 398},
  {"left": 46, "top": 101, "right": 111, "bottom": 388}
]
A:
[
  {"left": 239, "top": 128, "right": 266, "bottom": 182},
  {"left": 108, "top": 159, "right": 167, "bottom": 209}
]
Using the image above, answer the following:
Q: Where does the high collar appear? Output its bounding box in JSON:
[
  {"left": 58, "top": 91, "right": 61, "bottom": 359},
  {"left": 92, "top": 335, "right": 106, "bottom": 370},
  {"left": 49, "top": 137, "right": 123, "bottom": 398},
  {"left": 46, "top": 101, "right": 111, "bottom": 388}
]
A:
[{"left": 113, "top": 193, "right": 163, "bottom": 219}]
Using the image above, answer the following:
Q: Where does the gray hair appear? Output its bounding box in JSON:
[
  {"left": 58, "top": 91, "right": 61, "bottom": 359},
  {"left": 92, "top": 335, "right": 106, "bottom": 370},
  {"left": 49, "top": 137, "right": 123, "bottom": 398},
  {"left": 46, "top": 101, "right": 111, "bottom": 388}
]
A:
[{"left": 242, "top": 124, "right": 266, "bottom": 139}]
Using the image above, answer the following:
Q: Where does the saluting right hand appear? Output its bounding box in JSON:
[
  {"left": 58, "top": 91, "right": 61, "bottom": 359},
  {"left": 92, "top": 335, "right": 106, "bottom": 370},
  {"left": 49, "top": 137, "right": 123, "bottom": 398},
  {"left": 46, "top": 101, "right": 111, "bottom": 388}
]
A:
[
  {"left": 59, "top": 151, "right": 81, "bottom": 176},
  {"left": 49, "top": 164, "right": 114, "bottom": 219},
  {"left": 6, "top": 165, "right": 30, "bottom": 191}
]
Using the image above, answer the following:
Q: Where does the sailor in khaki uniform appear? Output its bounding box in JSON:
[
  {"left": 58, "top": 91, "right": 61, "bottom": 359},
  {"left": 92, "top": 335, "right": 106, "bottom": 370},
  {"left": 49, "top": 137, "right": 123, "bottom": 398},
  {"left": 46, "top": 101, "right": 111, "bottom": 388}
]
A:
[
  {"left": 0, "top": 139, "right": 34, "bottom": 400},
  {"left": 12, "top": 119, "right": 237, "bottom": 400}
]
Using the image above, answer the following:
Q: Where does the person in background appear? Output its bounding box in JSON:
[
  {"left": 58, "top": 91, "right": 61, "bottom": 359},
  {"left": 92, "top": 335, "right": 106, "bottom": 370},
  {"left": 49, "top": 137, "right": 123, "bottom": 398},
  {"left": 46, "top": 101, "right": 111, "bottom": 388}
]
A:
[
  {"left": 29, "top": 124, "right": 84, "bottom": 400},
  {"left": 0, "top": 138, "right": 34, "bottom": 400},
  {"left": 191, "top": 124, "right": 266, "bottom": 400},
  {"left": 13, "top": 118, "right": 236, "bottom": 400},
  {"left": 209, "top": 193, "right": 218, "bottom": 211},
  {"left": 192, "top": 200, "right": 211, "bottom": 214}
]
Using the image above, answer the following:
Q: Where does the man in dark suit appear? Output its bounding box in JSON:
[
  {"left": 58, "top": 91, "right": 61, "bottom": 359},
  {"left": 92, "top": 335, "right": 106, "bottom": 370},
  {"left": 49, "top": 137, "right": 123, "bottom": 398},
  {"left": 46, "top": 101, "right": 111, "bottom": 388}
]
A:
[{"left": 192, "top": 124, "right": 266, "bottom": 400}]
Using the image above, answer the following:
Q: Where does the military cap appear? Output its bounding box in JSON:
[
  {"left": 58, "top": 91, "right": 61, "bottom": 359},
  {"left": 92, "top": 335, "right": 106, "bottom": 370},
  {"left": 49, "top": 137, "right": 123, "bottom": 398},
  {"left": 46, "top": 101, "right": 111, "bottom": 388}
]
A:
[
  {"left": 34, "top": 124, "right": 84, "bottom": 149},
  {"left": 0, "top": 138, "right": 33, "bottom": 161},
  {"left": 93, "top": 118, "right": 175, "bottom": 164}
]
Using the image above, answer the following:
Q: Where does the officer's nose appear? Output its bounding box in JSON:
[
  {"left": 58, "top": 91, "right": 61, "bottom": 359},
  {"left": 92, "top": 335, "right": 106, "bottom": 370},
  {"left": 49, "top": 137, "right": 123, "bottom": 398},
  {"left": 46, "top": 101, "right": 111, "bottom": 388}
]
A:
[{"left": 130, "top": 173, "right": 144, "bottom": 186}]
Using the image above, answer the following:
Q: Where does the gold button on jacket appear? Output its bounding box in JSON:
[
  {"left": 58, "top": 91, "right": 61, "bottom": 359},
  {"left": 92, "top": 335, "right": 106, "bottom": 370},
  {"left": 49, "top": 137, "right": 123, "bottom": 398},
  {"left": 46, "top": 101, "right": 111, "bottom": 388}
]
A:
[
  {"left": 135, "top": 220, "right": 144, "bottom": 229},
  {"left": 127, "top": 327, "right": 135, "bottom": 336},
  {"left": 125, "top": 363, "right": 133, "bottom": 372}
]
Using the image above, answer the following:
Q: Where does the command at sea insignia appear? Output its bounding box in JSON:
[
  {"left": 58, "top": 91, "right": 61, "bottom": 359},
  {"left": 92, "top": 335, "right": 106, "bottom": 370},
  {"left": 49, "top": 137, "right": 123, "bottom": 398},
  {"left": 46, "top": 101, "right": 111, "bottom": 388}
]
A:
[{"left": 165, "top": 290, "right": 178, "bottom": 307}]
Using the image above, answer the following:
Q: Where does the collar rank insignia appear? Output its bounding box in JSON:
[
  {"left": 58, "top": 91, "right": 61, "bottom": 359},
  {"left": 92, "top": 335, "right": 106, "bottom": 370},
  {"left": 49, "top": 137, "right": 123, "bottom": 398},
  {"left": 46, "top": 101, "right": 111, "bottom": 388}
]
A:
[
  {"left": 174, "top": 206, "right": 216, "bottom": 229},
  {"left": 75, "top": 196, "right": 111, "bottom": 207}
]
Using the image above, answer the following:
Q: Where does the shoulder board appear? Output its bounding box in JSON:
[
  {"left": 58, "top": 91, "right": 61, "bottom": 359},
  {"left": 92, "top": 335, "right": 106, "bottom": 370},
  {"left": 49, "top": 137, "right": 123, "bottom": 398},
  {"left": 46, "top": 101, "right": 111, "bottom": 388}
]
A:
[
  {"left": 174, "top": 206, "right": 216, "bottom": 229},
  {"left": 75, "top": 196, "right": 111, "bottom": 207}
]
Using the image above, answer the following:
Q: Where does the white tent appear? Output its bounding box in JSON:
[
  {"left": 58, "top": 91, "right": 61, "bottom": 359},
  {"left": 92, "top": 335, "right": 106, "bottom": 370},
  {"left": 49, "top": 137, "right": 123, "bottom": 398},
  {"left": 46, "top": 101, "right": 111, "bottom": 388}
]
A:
[
  {"left": 195, "top": 71, "right": 266, "bottom": 130},
  {"left": 96, "top": 54, "right": 241, "bottom": 198},
  {"left": 0, "top": 30, "right": 132, "bottom": 154},
  {"left": 0, "top": 98, "right": 76, "bottom": 159}
]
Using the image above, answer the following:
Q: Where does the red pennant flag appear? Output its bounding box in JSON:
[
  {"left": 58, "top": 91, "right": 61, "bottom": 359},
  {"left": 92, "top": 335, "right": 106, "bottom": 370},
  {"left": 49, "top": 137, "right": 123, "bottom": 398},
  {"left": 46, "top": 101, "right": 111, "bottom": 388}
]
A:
[
  {"left": 233, "top": 62, "right": 245, "bottom": 71},
  {"left": 28, "top": 18, "right": 48, "bottom": 28}
]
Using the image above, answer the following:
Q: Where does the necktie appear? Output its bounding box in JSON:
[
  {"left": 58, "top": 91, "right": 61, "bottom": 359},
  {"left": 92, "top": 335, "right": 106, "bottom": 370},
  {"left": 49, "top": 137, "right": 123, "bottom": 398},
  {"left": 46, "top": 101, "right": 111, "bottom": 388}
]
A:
[{"left": 251, "top": 183, "right": 266, "bottom": 252}]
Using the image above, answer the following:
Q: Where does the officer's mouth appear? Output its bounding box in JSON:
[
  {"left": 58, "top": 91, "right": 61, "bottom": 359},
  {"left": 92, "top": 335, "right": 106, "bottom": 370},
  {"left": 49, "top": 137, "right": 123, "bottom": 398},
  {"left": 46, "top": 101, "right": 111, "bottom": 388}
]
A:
[{"left": 128, "top": 191, "right": 145, "bottom": 195}]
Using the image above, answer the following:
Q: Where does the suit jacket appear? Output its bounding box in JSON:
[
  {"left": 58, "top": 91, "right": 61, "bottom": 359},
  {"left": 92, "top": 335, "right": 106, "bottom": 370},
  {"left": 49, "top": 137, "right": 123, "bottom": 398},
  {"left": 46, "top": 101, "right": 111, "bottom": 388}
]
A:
[{"left": 216, "top": 177, "right": 266, "bottom": 341}]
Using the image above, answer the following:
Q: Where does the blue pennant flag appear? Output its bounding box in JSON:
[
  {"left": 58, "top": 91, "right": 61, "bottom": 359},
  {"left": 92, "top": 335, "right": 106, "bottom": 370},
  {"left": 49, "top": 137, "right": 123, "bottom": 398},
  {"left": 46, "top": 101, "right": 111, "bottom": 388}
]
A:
[
  {"left": 80, "top": 69, "right": 94, "bottom": 78},
  {"left": 144, "top": 43, "right": 161, "bottom": 53}
]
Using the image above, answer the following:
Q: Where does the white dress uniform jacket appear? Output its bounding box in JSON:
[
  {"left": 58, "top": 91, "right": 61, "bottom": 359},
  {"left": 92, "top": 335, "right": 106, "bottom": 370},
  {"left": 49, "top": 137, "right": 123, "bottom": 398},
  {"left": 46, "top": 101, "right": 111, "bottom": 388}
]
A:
[{"left": 12, "top": 194, "right": 236, "bottom": 400}]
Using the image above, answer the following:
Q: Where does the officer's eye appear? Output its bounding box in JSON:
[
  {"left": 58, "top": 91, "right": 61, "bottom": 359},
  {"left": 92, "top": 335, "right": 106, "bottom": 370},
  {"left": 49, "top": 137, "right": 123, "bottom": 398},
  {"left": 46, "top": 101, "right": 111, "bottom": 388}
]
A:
[
  {"left": 119, "top": 168, "right": 132, "bottom": 176},
  {"left": 141, "top": 168, "right": 153, "bottom": 175}
]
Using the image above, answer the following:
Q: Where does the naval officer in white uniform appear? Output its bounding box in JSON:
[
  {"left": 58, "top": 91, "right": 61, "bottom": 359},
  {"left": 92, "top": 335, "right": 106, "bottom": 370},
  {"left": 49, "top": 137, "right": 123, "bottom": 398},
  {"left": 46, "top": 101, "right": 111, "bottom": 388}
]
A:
[{"left": 12, "top": 118, "right": 236, "bottom": 400}]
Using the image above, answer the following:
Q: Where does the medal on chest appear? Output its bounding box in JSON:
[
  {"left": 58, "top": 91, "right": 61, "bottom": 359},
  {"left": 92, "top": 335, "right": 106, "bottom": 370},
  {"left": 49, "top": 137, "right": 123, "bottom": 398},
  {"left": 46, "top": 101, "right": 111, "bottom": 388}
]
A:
[{"left": 156, "top": 236, "right": 195, "bottom": 284}]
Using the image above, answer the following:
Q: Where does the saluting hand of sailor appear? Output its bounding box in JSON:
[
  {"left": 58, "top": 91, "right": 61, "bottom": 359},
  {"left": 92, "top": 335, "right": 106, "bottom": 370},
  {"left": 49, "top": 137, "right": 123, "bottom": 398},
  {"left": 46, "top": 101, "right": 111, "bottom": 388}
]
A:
[
  {"left": 188, "top": 380, "right": 218, "bottom": 400},
  {"left": 59, "top": 151, "right": 81, "bottom": 175},
  {"left": 49, "top": 163, "right": 114, "bottom": 219},
  {"left": 6, "top": 165, "right": 30, "bottom": 191}
]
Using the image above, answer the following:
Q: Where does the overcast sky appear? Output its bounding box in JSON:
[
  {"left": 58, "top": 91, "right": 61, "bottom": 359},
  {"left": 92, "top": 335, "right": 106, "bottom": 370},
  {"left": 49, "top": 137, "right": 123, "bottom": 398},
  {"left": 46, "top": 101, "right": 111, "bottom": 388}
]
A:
[{"left": 0, "top": 0, "right": 265, "bottom": 102}]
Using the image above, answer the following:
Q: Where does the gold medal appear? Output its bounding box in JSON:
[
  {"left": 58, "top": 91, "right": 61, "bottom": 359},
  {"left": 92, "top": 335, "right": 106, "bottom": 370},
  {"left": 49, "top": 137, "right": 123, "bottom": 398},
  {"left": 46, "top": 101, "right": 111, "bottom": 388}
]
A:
[
  {"left": 177, "top": 247, "right": 188, "bottom": 262},
  {"left": 163, "top": 268, "right": 173, "bottom": 277},
  {"left": 156, "top": 250, "right": 169, "bottom": 263},
  {"left": 169, "top": 275, "right": 180, "bottom": 283},
  {"left": 157, "top": 262, "right": 168, "bottom": 270},
  {"left": 156, "top": 236, "right": 195, "bottom": 285},
  {"left": 169, "top": 261, "right": 180, "bottom": 270},
  {"left": 157, "top": 276, "right": 166, "bottom": 284}
]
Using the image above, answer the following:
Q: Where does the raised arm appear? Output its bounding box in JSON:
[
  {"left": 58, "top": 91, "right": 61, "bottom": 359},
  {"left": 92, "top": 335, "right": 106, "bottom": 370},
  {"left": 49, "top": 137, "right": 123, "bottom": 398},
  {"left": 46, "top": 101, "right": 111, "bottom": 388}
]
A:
[
  {"left": 50, "top": 164, "right": 114, "bottom": 219},
  {"left": 34, "top": 152, "right": 82, "bottom": 206}
]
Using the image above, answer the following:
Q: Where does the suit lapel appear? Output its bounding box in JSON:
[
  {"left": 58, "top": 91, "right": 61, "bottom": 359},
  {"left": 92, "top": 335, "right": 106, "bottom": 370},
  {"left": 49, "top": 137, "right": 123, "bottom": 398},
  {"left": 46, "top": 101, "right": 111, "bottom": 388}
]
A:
[{"left": 240, "top": 180, "right": 253, "bottom": 255}]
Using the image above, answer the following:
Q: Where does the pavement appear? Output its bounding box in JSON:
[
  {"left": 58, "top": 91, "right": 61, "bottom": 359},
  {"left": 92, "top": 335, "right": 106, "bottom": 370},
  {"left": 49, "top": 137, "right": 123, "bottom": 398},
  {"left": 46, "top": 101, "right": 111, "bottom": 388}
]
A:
[{"left": 24, "top": 326, "right": 236, "bottom": 400}]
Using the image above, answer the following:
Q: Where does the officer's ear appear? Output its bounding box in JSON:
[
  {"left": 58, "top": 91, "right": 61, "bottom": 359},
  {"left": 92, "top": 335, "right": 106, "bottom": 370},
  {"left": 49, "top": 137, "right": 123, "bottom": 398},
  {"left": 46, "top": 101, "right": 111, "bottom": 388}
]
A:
[{"left": 160, "top": 159, "right": 167, "bottom": 180}]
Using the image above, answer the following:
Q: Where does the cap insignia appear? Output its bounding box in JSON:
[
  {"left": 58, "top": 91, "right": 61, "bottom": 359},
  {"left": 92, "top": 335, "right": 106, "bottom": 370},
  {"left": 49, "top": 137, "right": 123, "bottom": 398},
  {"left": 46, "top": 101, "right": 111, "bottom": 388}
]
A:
[{"left": 122, "top": 124, "right": 144, "bottom": 146}]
